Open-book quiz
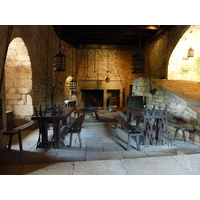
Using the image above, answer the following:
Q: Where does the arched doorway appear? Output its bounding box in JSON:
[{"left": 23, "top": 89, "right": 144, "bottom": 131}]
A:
[
  {"left": 5, "top": 37, "right": 33, "bottom": 126},
  {"left": 65, "top": 76, "right": 77, "bottom": 102},
  {"left": 168, "top": 25, "right": 200, "bottom": 80}
]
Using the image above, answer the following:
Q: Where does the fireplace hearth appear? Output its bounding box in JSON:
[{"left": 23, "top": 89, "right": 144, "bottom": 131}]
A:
[{"left": 81, "top": 90, "right": 103, "bottom": 107}]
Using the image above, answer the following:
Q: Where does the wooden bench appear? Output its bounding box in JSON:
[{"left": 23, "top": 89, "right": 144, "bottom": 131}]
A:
[
  {"left": 67, "top": 115, "right": 85, "bottom": 148},
  {"left": 3, "top": 121, "right": 38, "bottom": 151},
  {"left": 168, "top": 120, "right": 194, "bottom": 142},
  {"left": 114, "top": 116, "right": 144, "bottom": 151}
]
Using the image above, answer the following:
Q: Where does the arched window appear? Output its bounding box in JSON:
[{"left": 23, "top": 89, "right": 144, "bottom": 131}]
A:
[
  {"left": 5, "top": 37, "right": 33, "bottom": 124},
  {"left": 168, "top": 25, "right": 200, "bottom": 81}
]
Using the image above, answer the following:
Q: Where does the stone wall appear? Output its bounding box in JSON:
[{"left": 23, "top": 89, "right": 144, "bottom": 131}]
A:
[
  {"left": 145, "top": 25, "right": 190, "bottom": 79},
  {"left": 0, "top": 25, "right": 75, "bottom": 151},
  {"left": 132, "top": 77, "right": 200, "bottom": 130},
  {"left": 168, "top": 25, "right": 200, "bottom": 81},
  {"left": 75, "top": 45, "right": 143, "bottom": 108}
]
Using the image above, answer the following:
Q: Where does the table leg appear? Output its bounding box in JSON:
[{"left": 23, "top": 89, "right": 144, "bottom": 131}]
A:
[
  {"left": 69, "top": 133, "right": 73, "bottom": 147},
  {"left": 95, "top": 111, "right": 99, "bottom": 120},
  {"left": 135, "top": 116, "right": 141, "bottom": 126},
  {"left": 18, "top": 132, "right": 23, "bottom": 151},
  {"left": 57, "top": 121, "right": 61, "bottom": 149},
  {"left": 158, "top": 118, "right": 172, "bottom": 146},
  {"left": 52, "top": 120, "right": 61, "bottom": 149},
  {"left": 145, "top": 118, "right": 156, "bottom": 146},
  {"left": 156, "top": 119, "right": 162, "bottom": 145},
  {"left": 40, "top": 121, "right": 49, "bottom": 150},
  {"left": 127, "top": 112, "right": 131, "bottom": 123},
  {"left": 69, "top": 114, "right": 72, "bottom": 125}
]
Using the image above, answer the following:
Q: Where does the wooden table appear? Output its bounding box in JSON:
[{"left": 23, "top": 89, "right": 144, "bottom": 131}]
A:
[
  {"left": 124, "top": 107, "right": 172, "bottom": 146},
  {"left": 31, "top": 107, "right": 76, "bottom": 149}
]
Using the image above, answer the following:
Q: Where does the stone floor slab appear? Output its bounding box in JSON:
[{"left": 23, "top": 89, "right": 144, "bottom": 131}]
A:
[
  {"left": 101, "top": 136, "right": 119, "bottom": 143},
  {"left": 86, "top": 151, "right": 124, "bottom": 161},
  {"left": 122, "top": 151, "right": 149, "bottom": 159},
  {"left": 0, "top": 150, "right": 32, "bottom": 165},
  {"left": 102, "top": 142, "right": 126, "bottom": 152},
  {"left": 0, "top": 165, "right": 24, "bottom": 175},
  {"left": 56, "top": 149, "right": 86, "bottom": 157},
  {"left": 80, "top": 129, "right": 95, "bottom": 137},
  {"left": 26, "top": 155, "right": 61, "bottom": 164},
  {"left": 60, "top": 157, "right": 85, "bottom": 162},
  {"left": 145, "top": 151, "right": 171, "bottom": 157},
  {"left": 176, "top": 148, "right": 200, "bottom": 155},
  {"left": 121, "top": 156, "right": 195, "bottom": 175},
  {"left": 82, "top": 137, "right": 102, "bottom": 147},
  {"left": 172, "top": 154, "right": 200, "bottom": 175},
  {"left": 86, "top": 146, "right": 104, "bottom": 152},
  {"left": 19, "top": 162, "right": 74, "bottom": 175},
  {"left": 74, "top": 159, "right": 128, "bottom": 175}
]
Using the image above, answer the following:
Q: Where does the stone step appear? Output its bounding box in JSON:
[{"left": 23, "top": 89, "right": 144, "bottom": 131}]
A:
[{"left": 177, "top": 148, "right": 200, "bottom": 155}]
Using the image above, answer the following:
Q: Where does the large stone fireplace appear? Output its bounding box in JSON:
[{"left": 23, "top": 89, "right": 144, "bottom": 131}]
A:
[{"left": 77, "top": 80, "right": 124, "bottom": 109}]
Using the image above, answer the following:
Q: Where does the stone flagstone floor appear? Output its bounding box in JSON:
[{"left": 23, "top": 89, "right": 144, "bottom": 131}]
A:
[{"left": 1, "top": 109, "right": 200, "bottom": 175}]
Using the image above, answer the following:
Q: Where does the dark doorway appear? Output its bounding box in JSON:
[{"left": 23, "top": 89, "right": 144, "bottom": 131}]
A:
[
  {"left": 81, "top": 90, "right": 103, "bottom": 107},
  {"left": 107, "top": 90, "right": 120, "bottom": 107}
]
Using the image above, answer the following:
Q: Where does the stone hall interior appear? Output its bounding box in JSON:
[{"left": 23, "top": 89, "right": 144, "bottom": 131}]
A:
[{"left": 1, "top": 25, "right": 200, "bottom": 177}]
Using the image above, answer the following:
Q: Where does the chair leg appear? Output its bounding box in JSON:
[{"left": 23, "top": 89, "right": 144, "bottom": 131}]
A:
[
  {"left": 95, "top": 112, "right": 100, "bottom": 120},
  {"left": 175, "top": 128, "right": 186, "bottom": 142},
  {"left": 8, "top": 135, "right": 13, "bottom": 151},
  {"left": 69, "top": 133, "right": 73, "bottom": 147},
  {"left": 78, "top": 133, "right": 82, "bottom": 148},
  {"left": 127, "top": 135, "right": 131, "bottom": 151},
  {"left": 182, "top": 130, "right": 186, "bottom": 142},
  {"left": 114, "top": 121, "right": 118, "bottom": 129},
  {"left": 174, "top": 128, "right": 179, "bottom": 141},
  {"left": 135, "top": 136, "right": 141, "bottom": 151},
  {"left": 18, "top": 132, "right": 23, "bottom": 151}
]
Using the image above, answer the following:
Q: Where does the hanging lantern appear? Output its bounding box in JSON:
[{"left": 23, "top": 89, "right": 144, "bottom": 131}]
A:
[
  {"left": 105, "top": 70, "right": 110, "bottom": 83},
  {"left": 105, "top": 77, "right": 110, "bottom": 83},
  {"left": 53, "top": 51, "right": 66, "bottom": 71},
  {"left": 54, "top": 26, "right": 66, "bottom": 71},
  {"left": 105, "top": 49, "right": 110, "bottom": 83},
  {"left": 132, "top": 27, "right": 145, "bottom": 74},
  {"left": 70, "top": 79, "right": 77, "bottom": 90},
  {"left": 132, "top": 54, "right": 145, "bottom": 73},
  {"left": 188, "top": 47, "right": 194, "bottom": 57}
]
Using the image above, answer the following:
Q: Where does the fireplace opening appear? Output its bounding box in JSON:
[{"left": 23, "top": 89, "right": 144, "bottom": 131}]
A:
[{"left": 81, "top": 90, "right": 103, "bottom": 107}]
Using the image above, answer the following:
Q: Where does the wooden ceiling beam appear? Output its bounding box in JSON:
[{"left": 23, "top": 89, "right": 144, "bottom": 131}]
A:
[{"left": 52, "top": 25, "right": 173, "bottom": 48}]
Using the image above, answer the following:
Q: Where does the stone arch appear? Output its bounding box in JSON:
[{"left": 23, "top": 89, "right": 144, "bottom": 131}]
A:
[
  {"left": 64, "top": 76, "right": 77, "bottom": 100},
  {"left": 5, "top": 37, "right": 33, "bottom": 125},
  {"left": 168, "top": 25, "right": 200, "bottom": 80}
]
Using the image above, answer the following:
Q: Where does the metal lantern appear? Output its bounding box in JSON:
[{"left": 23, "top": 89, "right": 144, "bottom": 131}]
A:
[
  {"left": 105, "top": 70, "right": 110, "bottom": 83},
  {"left": 132, "top": 54, "right": 145, "bottom": 73},
  {"left": 53, "top": 51, "right": 66, "bottom": 71},
  {"left": 70, "top": 79, "right": 77, "bottom": 90},
  {"left": 105, "top": 77, "right": 110, "bottom": 83},
  {"left": 188, "top": 47, "right": 194, "bottom": 57}
]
